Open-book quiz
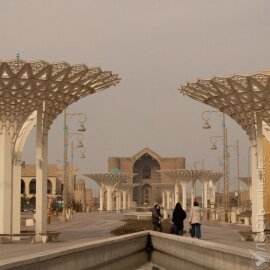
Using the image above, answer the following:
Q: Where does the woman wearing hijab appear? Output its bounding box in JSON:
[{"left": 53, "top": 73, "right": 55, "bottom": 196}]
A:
[
  {"left": 189, "top": 201, "right": 203, "bottom": 239},
  {"left": 152, "top": 203, "right": 163, "bottom": 232},
  {"left": 172, "top": 202, "right": 186, "bottom": 236}
]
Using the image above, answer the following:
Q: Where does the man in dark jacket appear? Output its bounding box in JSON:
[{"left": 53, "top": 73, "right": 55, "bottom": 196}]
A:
[{"left": 172, "top": 202, "right": 186, "bottom": 236}]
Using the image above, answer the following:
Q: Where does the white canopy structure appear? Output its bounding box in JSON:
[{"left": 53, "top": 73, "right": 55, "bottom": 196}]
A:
[
  {"left": 158, "top": 169, "right": 223, "bottom": 210},
  {"left": 0, "top": 58, "right": 120, "bottom": 240},
  {"left": 84, "top": 173, "right": 135, "bottom": 211},
  {"left": 180, "top": 71, "right": 270, "bottom": 233}
]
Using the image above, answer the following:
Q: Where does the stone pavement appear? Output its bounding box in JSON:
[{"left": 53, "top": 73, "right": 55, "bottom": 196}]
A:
[{"left": 0, "top": 212, "right": 269, "bottom": 261}]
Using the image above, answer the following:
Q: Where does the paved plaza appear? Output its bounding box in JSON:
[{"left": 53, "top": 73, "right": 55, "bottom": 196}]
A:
[{"left": 0, "top": 212, "right": 269, "bottom": 262}]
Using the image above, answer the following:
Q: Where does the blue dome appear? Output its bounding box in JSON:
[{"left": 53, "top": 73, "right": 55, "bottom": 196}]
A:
[{"left": 111, "top": 168, "right": 122, "bottom": 174}]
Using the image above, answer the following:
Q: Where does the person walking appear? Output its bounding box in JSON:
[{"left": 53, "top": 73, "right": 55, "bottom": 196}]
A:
[
  {"left": 152, "top": 203, "right": 163, "bottom": 232},
  {"left": 172, "top": 202, "right": 186, "bottom": 236},
  {"left": 189, "top": 201, "right": 203, "bottom": 239}
]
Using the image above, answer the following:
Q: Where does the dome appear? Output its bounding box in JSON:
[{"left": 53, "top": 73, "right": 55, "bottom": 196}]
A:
[{"left": 111, "top": 168, "right": 122, "bottom": 174}]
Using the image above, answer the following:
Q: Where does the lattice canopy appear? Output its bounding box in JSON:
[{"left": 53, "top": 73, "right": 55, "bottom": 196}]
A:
[
  {"left": 84, "top": 173, "right": 135, "bottom": 186},
  {"left": 158, "top": 169, "right": 222, "bottom": 183},
  {"left": 0, "top": 59, "right": 120, "bottom": 134},
  {"left": 209, "top": 172, "right": 224, "bottom": 184},
  {"left": 152, "top": 183, "right": 175, "bottom": 190},
  {"left": 179, "top": 72, "right": 270, "bottom": 139},
  {"left": 239, "top": 176, "right": 252, "bottom": 186}
]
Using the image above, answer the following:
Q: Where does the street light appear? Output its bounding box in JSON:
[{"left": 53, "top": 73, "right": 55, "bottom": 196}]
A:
[
  {"left": 201, "top": 111, "right": 221, "bottom": 129},
  {"left": 63, "top": 109, "right": 87, "bottom": 209},
  {"left": 209, "top": 136, "right": 222, "bottom": 150},
  {"left": 210, "top": 138, "right": 240, "bottom": 208},
  {"left": 201, "top": 110, "right": 229, "bottom": 221},
  {"left": 70, "top": 141, "right": 86, "bottom": 192}
]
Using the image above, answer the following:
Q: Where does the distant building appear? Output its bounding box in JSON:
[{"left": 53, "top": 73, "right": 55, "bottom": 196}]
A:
[
  {"left": 21, "top": 164, "right": 62, "bottom": 197},
  {"left": 21, "top": 164, "right": 88, "bottom": 211},
  {"left": 74, "top": 179, "right": 93, "bottom": 212},
  {"left": 21, "top": 164, "right": 63, "bottom": 209},
  {"left": 108, "top": 147, "right": 185, "bottom": 207}
]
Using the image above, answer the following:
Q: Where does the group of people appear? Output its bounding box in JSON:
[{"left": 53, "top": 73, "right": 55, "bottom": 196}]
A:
[{"left": 151, "top": 201, "right": 203, "bottom": 239}]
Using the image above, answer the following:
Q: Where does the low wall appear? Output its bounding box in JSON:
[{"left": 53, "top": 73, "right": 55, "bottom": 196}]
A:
[
  {"left": 150, "top": 231, "right": 269, "bottom": 270},
  {"left": 0, "top": 233, "right": 148, "bottom": 270},
  {"left": 0, "top": 231, "right": 269, "bottom": 270}
]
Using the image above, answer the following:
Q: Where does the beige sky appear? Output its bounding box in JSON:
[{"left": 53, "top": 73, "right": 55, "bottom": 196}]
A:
[{"left": 1, "top": 0, "right": 270, "bottom": 192}]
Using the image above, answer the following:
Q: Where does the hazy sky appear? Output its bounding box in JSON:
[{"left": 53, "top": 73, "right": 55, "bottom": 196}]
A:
[{"left": 2, "top": 0, "right": 270, "bottom": 193}]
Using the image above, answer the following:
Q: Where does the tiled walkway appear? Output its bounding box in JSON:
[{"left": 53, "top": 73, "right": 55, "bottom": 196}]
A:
[{"left": 0, "top": 212, "right": 269, "bottom": 261}]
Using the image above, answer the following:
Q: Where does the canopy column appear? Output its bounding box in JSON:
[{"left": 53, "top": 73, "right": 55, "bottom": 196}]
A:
[
  {"left": 116, "top": 189, "right": 121, "bottom": 212},
  {"left": 127, "top": 192, "right": 131, "bottom": 209},
  {"left": 251, "top": 115, "right": 265, "bottom": 233},
  {"left": 122, "top": 191, "right": 127, "bottom": 210},
  {"left": 162, "top": 191, "right": 165, "bottom": 208},
  {"left": 166, "top": 190, "right": 171, "bottom": 210},
  {"left": 174, "top": 184, "right": 179, "bottom": 205},
  {"left": 0, "top": 129, "right": 12, "bottom": 234},
  {"left": 203, "top": 181, "right": 208, "bottom": 208},
  {"left": 106, "top": 186, "right": 113, "bottom": 211},
  {"left": 191, "top": 180, "right": 195, "bottom": 207},
  {"left": 209, "top": 181, "right": 216, "bottom": 208},
  {"left": 181, "top": 182, "right": 187, "bottom": 210},
  {"left": 99, "top": 186, "right": 104, "bottom": 211},
  {"left": 12, "top": 160, "right": 21, "bottom": 238},
  {"left": 35, "top": 106, "right": 48, "bottom": 241}
]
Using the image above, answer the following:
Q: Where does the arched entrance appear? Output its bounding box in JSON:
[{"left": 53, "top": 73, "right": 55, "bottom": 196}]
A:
[{"left": 133, "top": 152, "right": 161, "bottom": 206}]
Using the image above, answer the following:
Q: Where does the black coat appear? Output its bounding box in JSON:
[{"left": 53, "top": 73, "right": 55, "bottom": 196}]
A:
[{"left": 172, "top": 207, "right": 186, "bottom": 229}]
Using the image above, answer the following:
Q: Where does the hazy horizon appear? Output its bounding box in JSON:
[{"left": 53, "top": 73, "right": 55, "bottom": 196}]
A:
[{"left": 1, "top": 0, "right": 269, "bottom": 193}]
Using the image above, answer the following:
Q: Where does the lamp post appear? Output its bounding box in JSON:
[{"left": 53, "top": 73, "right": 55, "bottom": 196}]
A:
[
  {"left": 191, "top": 159, "right": 204, "bottom": 200},
  {"left": 202, "top": 111, "right": 229, "bottom": 221},
  {"left": 70, "top": 141, "right": 86, "bottom": 193},
  {"left": 211, "top": 138, "right": 240, "bottom": 208},
  {"left": 228, "top": 140, "right": 240, "bottom": 208},
  {"left": 63, "top": 109, "right": 87, "bottom": 209}
]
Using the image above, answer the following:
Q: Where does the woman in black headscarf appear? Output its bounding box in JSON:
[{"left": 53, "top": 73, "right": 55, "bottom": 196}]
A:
[{"left": 172, "top": 202, "right": 186, "bottom": 236}]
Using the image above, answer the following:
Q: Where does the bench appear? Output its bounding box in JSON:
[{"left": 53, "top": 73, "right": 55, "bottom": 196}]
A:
[
  {"left": 0, "top": 232, "right": 36, "bottom": 243},
  {"left": 39, "top": 231, "right": 61, "bottom": 243},
  {"left": 238, "top": 231, "right": 254, "bottom": 241},
  {"left": 238, "top": 216, "right": 250, "bottom": 225},
  {"left": 239, "top": 230, "right": 270, "bottom": 241}
]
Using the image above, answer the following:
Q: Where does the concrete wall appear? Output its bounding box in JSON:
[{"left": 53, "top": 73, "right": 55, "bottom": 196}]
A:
[
  {"left": 150, "top": 231, "right": 268, "bottom": 270},
  {"left": 0, "top": 231, "right": 268, "bottom": 270},
  {"left": 0, "top": 233, "right": 148, "bottom": 270}
]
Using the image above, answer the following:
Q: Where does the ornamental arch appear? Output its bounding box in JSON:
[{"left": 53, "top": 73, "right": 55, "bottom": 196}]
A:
[{"left": 133, "top": 151, "right": 161, "bottom": 206}]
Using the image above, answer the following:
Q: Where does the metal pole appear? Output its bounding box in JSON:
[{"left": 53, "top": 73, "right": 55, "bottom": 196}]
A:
[
  {"left": 222, "top": 113, "right": 228, "bottom": 220},
  {"left": 71, "top": 141, "right": 74, "bottom": 194},
  {"left": 63, "top": 108, "right": 69, "bottom": 208},
  {"left": 225, "top": 127, "right": 229, "bottom": 214},
  {"left": 236, "top": 140, "right": 240, "bottom": 207}
]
